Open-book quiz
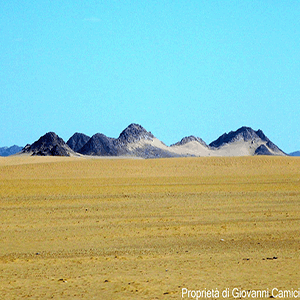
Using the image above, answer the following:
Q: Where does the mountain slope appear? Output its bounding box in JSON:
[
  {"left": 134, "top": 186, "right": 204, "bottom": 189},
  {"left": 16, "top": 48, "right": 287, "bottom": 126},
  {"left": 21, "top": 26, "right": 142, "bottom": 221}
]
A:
[
  {"left": 15, "top": 124, "right": 286, "bottom": 158},
  {"left": 209, "top": 127, "right": 286, "bottom": 156},
  {"left": 78, "top": 124, "right": 180, "bottom": 158},
  {"left": 22, "top": 132, "right": 76, "bottom": 156},
  {"left": 210, "top": 127, "right": 262, "bottom": 147},
  {"left": 171, "top": 136, "right": 208, "bottom": 147},
  {"left": 168, "top": 136, "right": 210, "bottom": 156},
  {"left": 116, "top": 123, "right": 155, "bottom": 145},
  {"left": 114, "top": 123, "right": 181, "bottom": 158},
  {"left": 67, "top": 132, "right": 90, "bottom": 152},
  {"left": 79, "top": 133, "right": 124, "bottom": 156}
]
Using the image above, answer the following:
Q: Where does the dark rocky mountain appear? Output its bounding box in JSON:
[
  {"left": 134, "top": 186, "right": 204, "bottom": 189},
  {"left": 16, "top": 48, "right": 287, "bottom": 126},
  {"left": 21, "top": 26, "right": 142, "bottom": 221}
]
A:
[
  {"left": 210, "top": 127, "right": 263, "bottom": 147},
  {"left": 67, "top": 132, "right": 90, "bottom": 152},
  {"left": 78, "top": 124, "right": 180, "bottom": 158},
  {"left": 171, "top": 135, "right": 208, "bottom": 148},
  {"left": 0, "top": 145, "right": 23, "bottom": 156},
  {"left": 289, "top": 151, "right": 300, "bottom": 156},
  {"left": 209, "top": 126, "right": 286, "bottom": 155},
  {"left": 15, "top": 124, "right": 286, "bottom": 158},
  {"left": 79, "top": 133, "right": 125, "bottom": 156},
  {"left": 116, "top": 123, "right": 155, "bottom": 145},
  {"left": 22, "top": 132, "right": 75, "bottom": 156}
]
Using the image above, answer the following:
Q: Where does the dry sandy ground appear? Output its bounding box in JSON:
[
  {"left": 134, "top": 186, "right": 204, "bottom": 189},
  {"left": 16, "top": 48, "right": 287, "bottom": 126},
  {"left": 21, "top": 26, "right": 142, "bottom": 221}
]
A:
[{"left": 0, "top": 156, "right": 299, "bottom": 299}]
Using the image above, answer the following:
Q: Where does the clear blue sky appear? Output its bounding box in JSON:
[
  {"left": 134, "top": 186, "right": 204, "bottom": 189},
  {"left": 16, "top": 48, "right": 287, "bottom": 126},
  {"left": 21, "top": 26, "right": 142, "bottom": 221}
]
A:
[{"left": 1, "top": 1, "right": 300, "bottom": 152}]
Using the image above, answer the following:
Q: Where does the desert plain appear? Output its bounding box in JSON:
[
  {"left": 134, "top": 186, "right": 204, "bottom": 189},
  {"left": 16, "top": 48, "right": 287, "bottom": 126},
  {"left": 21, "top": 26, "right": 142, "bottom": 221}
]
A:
[{"left": 0, "top": 156, "right": 299, "bottom": 299}]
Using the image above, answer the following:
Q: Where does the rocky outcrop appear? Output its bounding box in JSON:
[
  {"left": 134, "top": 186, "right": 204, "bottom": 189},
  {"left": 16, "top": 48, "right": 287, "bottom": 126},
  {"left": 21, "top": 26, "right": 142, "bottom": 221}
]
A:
[
  {"left": 22, "top": 132, "right": 75, "bottom": 156},
  {"left": 79, "top": 133, "right": 126, "bottom": 156},
  {"left": 16, "top": 124, "right": 286, "bottom": 158},
  {"left": 67, "top": 132, "right": 90, "bottom": 152},
  {"left": 209, "top": 127, "right": 262, "bottom": 147},
  {"left": 78, "top": 124, "right": 179, "bottom": 158},
  {"left": 116, "top": 123, "right": 155, "bottom": 145},
  {"left": 209, "top": 126, "right": 286, "bottom": 156}
]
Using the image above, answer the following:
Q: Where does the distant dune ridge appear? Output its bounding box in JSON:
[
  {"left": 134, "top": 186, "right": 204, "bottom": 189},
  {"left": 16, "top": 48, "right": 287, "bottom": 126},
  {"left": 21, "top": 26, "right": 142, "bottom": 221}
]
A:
[{"left": 19, "top": 123, "right": 287, "bottom": 158}]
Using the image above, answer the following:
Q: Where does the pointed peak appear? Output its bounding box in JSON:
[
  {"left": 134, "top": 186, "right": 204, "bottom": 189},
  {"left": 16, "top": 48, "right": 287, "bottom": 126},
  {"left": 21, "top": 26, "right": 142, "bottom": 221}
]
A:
[
  {"left": 78, "top": 133, "right": 118, "bottom": 156},
  {"left": 171, "top": 135, "right": 208, "bottom": 147},
  {"left": 67, "top": 132, "right": 91, "bottom": 152},
  {"left": 42, "top": 131, "right": 59, "bottom": 139},
  {"left": 22, "top": 132, "right": 73, "bottom": 156},
  {"left": 126, "top": 123, "right": 143, "bottom": 129},
  {"left": 117, "top": 123, "right": 154, "bottom": 144},
  {"left": 209, "top": 126, "right": 267, "bottom": 148},
  {"left": 121, "top": 123, "right": 149, "bottom": 134},
  {"left": 69, "top": 132, "right": 90, "bottom": 139},
  {"left": 32, "top": 132, "right": 63, "bottom": 145},
  {"left": 236, "top": 126, "right": 255, "bottom": 133}
]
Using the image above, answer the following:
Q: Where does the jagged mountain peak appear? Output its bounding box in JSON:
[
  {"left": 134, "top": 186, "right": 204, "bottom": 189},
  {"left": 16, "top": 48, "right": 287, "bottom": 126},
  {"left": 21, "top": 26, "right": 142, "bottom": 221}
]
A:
[
  {"left": 41, "top": 131, "right": 58, "bottom": 140},
  {"left": 117, "top": 123, "right": 154, "bottom": 144},
  {"left": 77, "top": 126, "right": 177, "bottom": 158},
  {"left": 22, "top": 131, "right": 74, "bottom": 156},
  {"left": 32, "top": 132, "right": 64, "bottom": 146},
  {"left": 208, "top": 126, "right": 286, "bottom": 156},
  {"left": 171, "top": 135, "right": 208, "bottom": 147},
  {"left": 209, "top": 126, "right": 266, "bottom": 148},
  {"left": 68, "top": 132, "right": 89, "bottom": 140},
  {"left": 15, "top": 125, "right": 286, "bottom": 158}
]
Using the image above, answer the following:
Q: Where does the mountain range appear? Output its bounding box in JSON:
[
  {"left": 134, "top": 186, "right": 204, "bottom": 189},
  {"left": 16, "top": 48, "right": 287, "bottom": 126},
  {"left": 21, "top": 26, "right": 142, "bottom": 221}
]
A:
[
  {"left": 289, "top": 151, "right": 300, "bottom": 156},
  {"left": 0, "top": 145, "right": 23, "bottom": 157},
  {"left": 9, "top": 123, "right": 288, "bottom": 158}
]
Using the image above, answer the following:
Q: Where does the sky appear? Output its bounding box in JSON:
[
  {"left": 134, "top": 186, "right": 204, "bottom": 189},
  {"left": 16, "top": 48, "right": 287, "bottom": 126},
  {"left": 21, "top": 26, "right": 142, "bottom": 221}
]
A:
[{"left": 1, "top": 1, "right": 300, "bottom": 152}]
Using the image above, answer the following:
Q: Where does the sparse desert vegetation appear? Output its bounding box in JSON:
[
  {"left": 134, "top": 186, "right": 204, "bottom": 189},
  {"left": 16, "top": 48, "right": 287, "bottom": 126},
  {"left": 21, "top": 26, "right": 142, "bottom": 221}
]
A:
[{"left": 0, "top": 156, "right": 299, "bottom": 299}]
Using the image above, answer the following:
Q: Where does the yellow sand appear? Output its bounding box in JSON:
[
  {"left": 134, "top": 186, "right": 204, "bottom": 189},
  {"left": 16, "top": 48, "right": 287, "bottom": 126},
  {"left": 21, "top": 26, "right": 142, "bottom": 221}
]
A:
[{"left": 0, "top": 156, "right": 299, "bottom": 299}]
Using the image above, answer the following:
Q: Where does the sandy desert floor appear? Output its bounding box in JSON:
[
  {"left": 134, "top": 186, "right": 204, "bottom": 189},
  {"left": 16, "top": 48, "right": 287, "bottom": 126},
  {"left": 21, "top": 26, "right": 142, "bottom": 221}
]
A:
[{"left": 0, "top": 156, "right": 299, "bottom": 299}]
